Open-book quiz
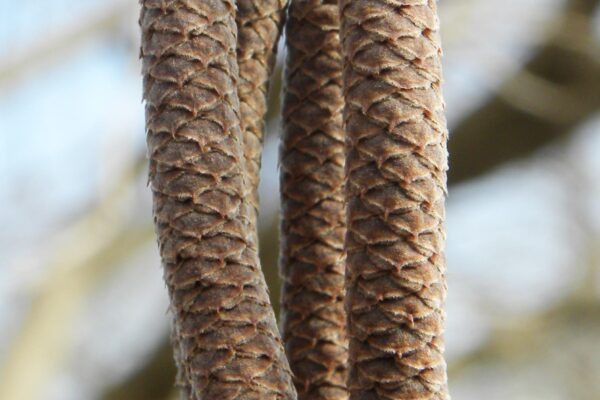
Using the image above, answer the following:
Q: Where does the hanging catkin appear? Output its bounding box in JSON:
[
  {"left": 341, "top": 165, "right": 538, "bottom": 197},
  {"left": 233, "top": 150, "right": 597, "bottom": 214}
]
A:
[
  {"left": 339, "top": 0, "right": 449, "bottom": 398},
  {"left": 280, "top": 0, "right": 348, "bottom": 398},
  {"left": 169, "top": 0, "right": 289, "bottom": 396},
  {"left": 140, "top": 0, "right": 296, "bottom": 398},
  {"left": 237, "top": 0, "right": 287, "bottom": 219}
]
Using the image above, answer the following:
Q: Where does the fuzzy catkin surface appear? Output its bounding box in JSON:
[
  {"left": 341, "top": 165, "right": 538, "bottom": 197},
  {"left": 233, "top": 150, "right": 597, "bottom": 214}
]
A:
[
  {"left": 171, "top": 0, "right": 290, "bottom": 395},
  {"left": 237, "top": 0, "right": 287, "bottom": 220},
  {"left": 280, "top": 0, "right": 349, "bottom": 399},
  {"left": 140, "top": 0, "right": 296, "bottom": 398},
  {"left": 339, "top": 0, "right": 450, "bottom": 399}
]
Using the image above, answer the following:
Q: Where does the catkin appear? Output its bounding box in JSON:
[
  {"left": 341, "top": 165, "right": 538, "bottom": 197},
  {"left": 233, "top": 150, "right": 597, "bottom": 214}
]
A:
[
  {"left": 280, "top": 0, "right": 348, "bottom": 399},
  {"left": 237, "top": 0, "right": 288, "bottom": 219},
  {"left": 169, "top": 0, "right": 289, "bottom": 396},
  {"left": 140, "top": 0, "right": 296, "bottom": 398},
  {"left": 339, "top": 0, "right": 449, "bottom": 399}
]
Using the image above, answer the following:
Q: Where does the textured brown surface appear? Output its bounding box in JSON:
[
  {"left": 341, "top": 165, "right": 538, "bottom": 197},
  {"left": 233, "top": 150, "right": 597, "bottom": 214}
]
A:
[
  {"left": 169, "top": 0, "right": 289, "bottom": 396},
  {"left": 172, "top": 322, "right": 194, "bottom": 399},
  {"left": 140, "top": 0, "right": 296, "bottom": 398},
  {"left": 279, "top": 0, "right": 348, "bottom": 398},
  {"left": 339, "top": 0, "right": 449, "bottom": 399},
  {"left": 237, "top": 0, "right": 287, "bottom": 220}
]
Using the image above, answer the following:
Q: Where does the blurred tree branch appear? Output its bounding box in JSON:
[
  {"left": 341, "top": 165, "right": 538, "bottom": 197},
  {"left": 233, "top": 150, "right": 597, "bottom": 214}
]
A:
[
  {"left": 0, "top": 157, "right": 150, "bottom": 400},
  {"left": 448, "top": 0, "right": 600, "bottom": 185},
  {"left": 0, "top": 2, "right": 131, "bottom": 88}
]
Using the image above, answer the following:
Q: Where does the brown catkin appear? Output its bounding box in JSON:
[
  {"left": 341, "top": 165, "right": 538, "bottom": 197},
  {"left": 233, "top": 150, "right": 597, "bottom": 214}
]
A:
[
  {"left": 280, "top": 0, "right": 348, "bottom": 399},
  {"left": 237, "top": 0, "right": 288, "bottom": 219},
  {"left": 172, "top": 0, "right": 289, "bottom": 395},
  {"left": 339, "top": 0, "right": 449, "bottom": 399},
  {"left": 140, "top": 0, "right": 296, "bottom": 398},
  {"left": 172, "top": 321, "right": 196, "bottom": 399}
]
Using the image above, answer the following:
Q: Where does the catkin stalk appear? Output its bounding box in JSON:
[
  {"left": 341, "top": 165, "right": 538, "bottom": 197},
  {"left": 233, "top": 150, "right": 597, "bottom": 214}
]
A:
[
  {"left": 339, "top": 0, "right": 449, "bottom": 398},
  {"left": 140, "top": 0, "right": 296, "bottom": 398},
  {"left": 280, "top": 0, "right": 348, "bottom": 398}
]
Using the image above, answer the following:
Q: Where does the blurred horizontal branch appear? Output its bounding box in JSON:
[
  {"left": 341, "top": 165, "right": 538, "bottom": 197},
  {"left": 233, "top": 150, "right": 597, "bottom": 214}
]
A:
[
  {"left": 0, "top": 1, "right": 132, "bottom": 88},
  {"left": 448, "top": 0, "right": 600, "bottom": 185}
]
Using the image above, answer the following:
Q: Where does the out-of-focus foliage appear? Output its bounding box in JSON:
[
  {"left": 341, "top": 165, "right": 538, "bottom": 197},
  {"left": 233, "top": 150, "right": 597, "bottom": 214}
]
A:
[{"left": 1, "top": 0, "right": 599, "bottom": 399}]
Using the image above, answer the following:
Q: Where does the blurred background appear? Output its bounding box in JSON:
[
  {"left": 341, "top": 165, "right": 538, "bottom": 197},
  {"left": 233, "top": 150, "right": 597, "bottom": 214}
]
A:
[{"left": 1, "top": 0, "right": 599, "bottom": 398}]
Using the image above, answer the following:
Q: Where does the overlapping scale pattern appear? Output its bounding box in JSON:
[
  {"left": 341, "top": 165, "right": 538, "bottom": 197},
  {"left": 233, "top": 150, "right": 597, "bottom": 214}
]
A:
[
  {"left": 171, "top": 0, "right": 289, "bottom": 394},
  {"left": 280, "top": 0, "right": 348, "bottom": 398},
  {"left": 339, "top": 0, "right": 449, "bottom": 398},
  {"left": 237, "top": 0, "right": 287, "bottom": 220},
  {"left": 140, "top": 1, "right": 296, "bottom": 398}
]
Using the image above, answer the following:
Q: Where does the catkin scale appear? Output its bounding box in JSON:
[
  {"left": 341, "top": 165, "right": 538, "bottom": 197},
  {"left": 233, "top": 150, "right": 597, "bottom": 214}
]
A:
[
  {"left": 237, "top": 0, "right": 287, "bottom": 220},
  {"left": 280, "top": 0, "right": 349, "bottom": 398},
  {"left": 140, "top": 0, "right": 296, "bottom": 398},
  {"left": 173, "top": 0, "right": 289, "bottom": 395},
  {"left": 339, "top": 0, "right": 449, "bottom": 399}
]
